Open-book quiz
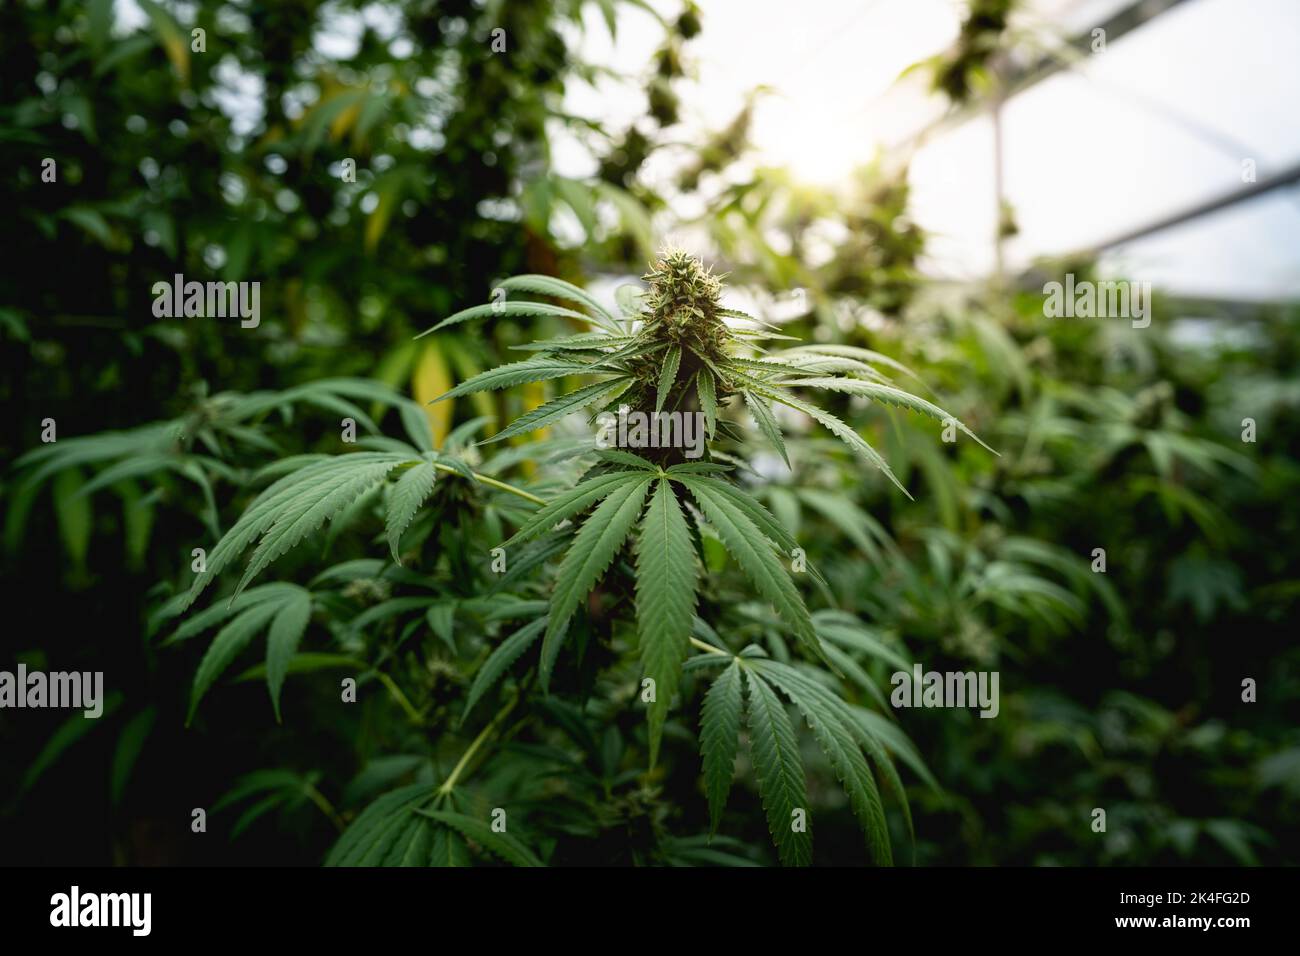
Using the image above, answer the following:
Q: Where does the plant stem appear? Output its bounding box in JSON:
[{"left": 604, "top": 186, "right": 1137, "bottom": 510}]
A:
[
  {"left": 689, "top": 636, "right": 729, "bottom": 655},
  {"left": 371, "top": 670, "right": 423, "bottom": 724},
  {"left": 432, "top": 462, "right": 547, "bottom": 506},
  {"left": 303, "top": 781, "right": 346, "bottom": 832},
  {"left": 437, "top": 690, "right": 520, "bottom": 797},
  {"left": 305, "top": 657, "right": 424, "bottom": 724}
]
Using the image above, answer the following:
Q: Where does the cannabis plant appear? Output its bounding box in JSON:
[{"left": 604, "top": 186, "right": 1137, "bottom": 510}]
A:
[{"left": 162, "top": 249, "right": 992, "bottom": 866}]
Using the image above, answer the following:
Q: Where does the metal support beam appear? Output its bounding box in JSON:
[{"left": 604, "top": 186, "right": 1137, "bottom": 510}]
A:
[{"left": 1077, "top": 158, "right": 1300, "bottom": 255}]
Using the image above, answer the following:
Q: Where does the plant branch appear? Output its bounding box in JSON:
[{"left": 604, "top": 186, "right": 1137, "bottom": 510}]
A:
[
  {"left": 437, "top": 688, "right": 521, "bottom": 797},
  {"left": 371, "top": 670, "right": 423, "bottom": 724},
  {"left": 302, "top": 781, "right": 346, "bottom": 832},
  {"left": 432, "top": 462, "right": 547, "bottom": 505},
  {"left": 690, "top": 636, "right": 729, "bottom": 655}
]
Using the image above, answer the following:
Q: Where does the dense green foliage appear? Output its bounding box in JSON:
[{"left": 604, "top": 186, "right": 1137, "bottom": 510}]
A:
[{"left": 81, "top": 253, "right": 986, "bottom": 866}]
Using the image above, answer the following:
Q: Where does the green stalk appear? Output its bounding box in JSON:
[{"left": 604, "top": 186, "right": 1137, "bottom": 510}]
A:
[
  {"left": 431, "top": 462, "right": 547, "bottom": 506},
  {"left": 437, "top": 689, "right": 521, "bottom": 797},
  {"left": 302, "top": 781, "right": 346, "bottom": 832},
  {"left": 689, "top": 636, "right": 728, "bottom": 655}
]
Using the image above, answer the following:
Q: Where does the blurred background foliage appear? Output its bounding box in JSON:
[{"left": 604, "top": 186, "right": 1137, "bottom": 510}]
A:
[{"left": 1, "top": 0, "right": 1296, "bottom": 866}]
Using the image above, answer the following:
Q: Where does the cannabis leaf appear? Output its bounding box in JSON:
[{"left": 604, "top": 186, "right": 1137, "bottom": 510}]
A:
[
  {"left": 385, "top": 459, "right": 438, "bottom": 563},
  {"left": 181, "top": 452, "right": 412, "bottom": 610},
  {"left": 676, "top": 474, "right": 826, "bottom": 664},
  {"left": 265, "top": 589, "right": 313, "bottom": 723},
  {"left": 432, "top": 357, "right": 600, "bottom": 402},
  {"left": 417, "top": 809, "right": 545, "bottom": 867},
  {"left": 748, "top": 658, "right": 899, "bottom": 864},
  {"left": 692, "top": 652, "right": 916, "bottom": 866},
  {"left": 700, "top": 659, "right": 742, "bottom": 832},
  {"left": 742, "top": 390, "right": 789, "bottom": 466},
  {"left": 636, "top": 478, "right": 699, "bottom": 764},
  {"left": 325, "top": 784, "right": 440, "bottom": 866},
  {"left": 461, "top": 616, "right": 546, "bottom": 722},
  {"left": 775, "top": 377, "right": 996, "bottom": 453},
  {"left": 744, "top": 667, "right": 813, "bottom": 866},
  {"left": 171, "top": 584, "right": 314, "bottom": 724},
  {"left": 484, "top": 377, "right": 630, "bottom": 444},
  {"left": 541, "top": 472, "right": 652, "bottom": 688}
]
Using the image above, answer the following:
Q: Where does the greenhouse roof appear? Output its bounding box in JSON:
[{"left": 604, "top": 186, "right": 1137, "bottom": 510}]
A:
[{"left": 569, "top": 0, "right": 1300, "bottom": 302}]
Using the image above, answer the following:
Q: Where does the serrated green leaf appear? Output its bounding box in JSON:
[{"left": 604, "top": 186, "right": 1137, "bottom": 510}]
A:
[
  {"left": 636, "top": 479, "right": 698, "bottom": 764},
  {"left": 749, "top": 659, "right": 893, "bottom": 864},
  {"left": 322, "top": 481, "right": 382, "bottom": 554},
  {"left": 664, "top": 461, "right": 732, "bottom": 475},
  {"left": 821, "top": 642, "right": 890, "bottom": 711},
  {"left": 484, "top": 377, "right": 630, "bottom": 444},
  {"left": 540, "top": 475, "right": 652, "bottom": 689},
  {"left": 512, "top": 332, "right": 636, "bottom": 352},
  {"left": 432, "top": 357, "right": 597, "bottom": 403},
  {"left": 234, "top": 456, "right": 405, "bottom": 600},
  {"left": 167, "top": 583, "right": 303, "bottom": 644},
  {"left": 742, "top": 390, "right": 789, "bottom": 467},
  {"left": 386, "top": 460, "right": 437, "bottom": 563},
  {"left": 110, "top": 708, "right": 156, "bottom": 807},
  {"left": 701, "top": 660, "right": 742, "bottom": 832},
  {"left": 325, "top": 784, "right": 438, "bottom": 866},
  {"left": 429, "top": 825, "right": 473, "bottom": 866},
  {"left": 682, "top": 478, "right": 826, "bottom": 665},
  {"left": 697, "top": 369, "right": 717, "bottom": 437},
  {"left": 779, "top": 344, "right": 923, "bottom": 383},
  {"left": 675, "top": 474, "right": 799, "bottom": 555},
  {"left": 419, "top": 301, "right": 595, "bottom": 337},
  {"left": 416, "top": 809, "right": 545, "bottom": 867},
  {"left": 852, "top": 705, "right": 940, "bottom": 793},
  {"left": 744, "top": 669, "right": 812, "bottom": 866},
  {"left": 746, "top": 378, "right": 911, "bottom": 499},
  {"left": 426, "top": 601, "right": 457, "bottom": 653},
  {"left": 496, "top": 274, "right": 619, "bottom": 327},
  {"left": 798, "top": 489, "right": 900, "bottom": 567},
  {"left": 188, "top": 600, "right": 283, "bottom": 724},
  {"left": 746, "top": 353, "right": 893, "bottom": 383},
  {"left": 462, "top": 616, "right": 547, "bottom": 722},
  {"left": 656, "top": 345, "right": 681, "bottom": 413},
  {"left": 212, "top": 770, "right": 303, "bottom": 812},
  {"left": 266, "top": 590, "right": 312, "bottom": 722},
  {"left": 594, "top": 449, "right": 657, "bottom": 471},
  {"left": 74, "top": 453, "right": 178, "bottom": 498},
  {"left": 730, "top": 354, "right": 889, "bottom": 385},
  {"left": 781, "top": 377, "right": 996, "bottom": 454},
  {"left": 181, "top": 453, "right": 408, "bottom": 610},
  {"left": 502, "top": 469, "right": 644, "bottom": 548},
  {"left": 52, "top": 468, "right": 92, "bottom": 568},
  {"left": 19, "top": 692, "right": 124, "bottom": 797},
  {"left": 814, "top": 612, "right": 911, "bottom": 672},
  {"left": 234, "top": 653, "right": 361, "bottom": 684},
  {"left": 384, "top": 813, "right": 437, "bottom": 866}
]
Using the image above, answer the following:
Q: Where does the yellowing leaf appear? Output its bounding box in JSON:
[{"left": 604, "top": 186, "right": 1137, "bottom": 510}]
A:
[
  {"left": 138, "top": 0, "right": 190, "bottom": 85},
  {"left": 441, "top": 337, "right": 496, "bottom": 437},
  {"left": 370, "top": 341, "right": 418, "bottom": 421},
  {"left": 513, "top": 380, "right": 549, "bottom": 476},
  {"left": 412, "top": 341, "right": 453, "bottom": 446},
  {"left": 331, "top": 98, "right": 363, "bottom": 141},
  {"left": 519, "top": 381, "right": 548, "bottom": 438},
  {"left": 364, "top": 188, "right": 395, "bottom": 252}
]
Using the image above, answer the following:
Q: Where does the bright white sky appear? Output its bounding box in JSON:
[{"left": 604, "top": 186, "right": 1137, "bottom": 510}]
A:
[{"left": 561, "top": 0, "right": 1300, "bottom": 300}]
